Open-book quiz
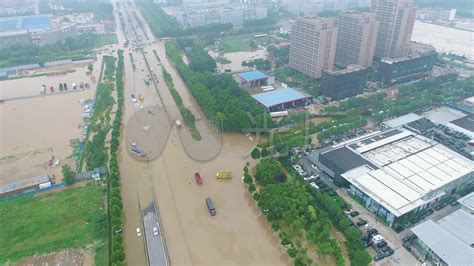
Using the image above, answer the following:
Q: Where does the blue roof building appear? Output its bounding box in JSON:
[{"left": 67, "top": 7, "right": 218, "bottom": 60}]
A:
[
  {"left": 237, "top": 70, "right": 273, "bottom": 87},
  {"left": 252, "top": 88, "right": 311, "bottom": 112},
  {"left": 0, "top": 14, "right": 52, "bottom": 32}
]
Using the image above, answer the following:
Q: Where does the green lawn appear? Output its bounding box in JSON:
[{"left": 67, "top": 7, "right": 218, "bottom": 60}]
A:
[
  {"left": 218, "top": 36, "right": 254, "bottom": 52},
  {"left": 0, "top": 185, "right": 108, "bottom": 264},
  {"left": 97, "top": 34, "right": 118, "bottom": 46}
]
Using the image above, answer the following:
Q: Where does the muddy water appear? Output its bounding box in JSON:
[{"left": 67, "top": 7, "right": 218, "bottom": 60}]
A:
[
  {"left": 208, "top": 49, "right": 268, "bottom": 73},
  {"left": 117, "top": 2, "right": 290, "bottom": 265},
  {"left": 0, "top": 63, "right": 100, "bottom": 185},
  {"left": 0, "top": 65, "right": 95, "bottom": 99}
]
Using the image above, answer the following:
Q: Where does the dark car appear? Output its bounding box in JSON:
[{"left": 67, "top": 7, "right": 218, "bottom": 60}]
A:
[
  {"left": 403, "top": 242, "right": 412, "bottom": 252},
  {"left": 367, "top": 228, "right": 378, "bottom": 235},
  {"left": 376, "top": 241, "right": 387, "bottom": 248},
  {"left": 450, "top": 201, "right": 460, "bottom": 206},
  {"left": 323, "top": 187, "right": 332, "bottom": 192},
  {"left": 319, "top": 183, "right": 328, "bottom": 189},
  {"left": 380, "top": 246, "right": 390, "bottom": 253},
  {"left": 357, "top": 220, "right": 367, "bottom": 226},
  {"left": 329, "top": 191, "right": 338, "bottom": 196},
  {"left": 373, "top": 253, "right": 386, "bottom": 261},
  {"left": 350, "top": 211, "right": 360, "bottom": 217},
  {"left": 402, "top": 235, "right": 413, "bottom": 243},
  {"left": 384, "top": 247, "right": 394, "bottom": 256}
]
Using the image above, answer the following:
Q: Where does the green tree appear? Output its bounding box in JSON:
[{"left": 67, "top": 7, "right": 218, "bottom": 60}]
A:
[
  {"left": 271, "top": 220, "right": 280, "bottom": 231},
  {"left": 88, "top": 62, "right": 93, "bottom": 73},
  {"left": 287, "top": 247, "right": 297, "bottom": 258},
  {"left": 255, "top": 158, "right": 283, "bottom": 185},
  {"left": 251, "top": 148, "right": 261, "bottom": 159},
  {"left": 62, "top": 164, "right": 75, "bottom": 186},
  {"left": 248, "top": 183, "right": 256, "bottom": 193},
  {"left": 260, "top": 147, "right": 269, "bottom": 158}
]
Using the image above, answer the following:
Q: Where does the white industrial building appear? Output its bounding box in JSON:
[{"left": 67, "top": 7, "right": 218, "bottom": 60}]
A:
[
  {"left": 309, "top": 126, "right": 474, "bottom": 227},
  {"left": 411, "top": 209, "right": 474, "bottom": 265},
  {"left": 341, "top": 128, "right": 473, "bottom": 225}
]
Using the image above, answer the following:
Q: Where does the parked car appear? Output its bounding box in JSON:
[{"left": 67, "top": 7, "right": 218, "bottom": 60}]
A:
[
  {"left": 293, "top": 164, "right": 302, "bottom": 171},
  {"left": 364, "top": 223, "right": 373, "bottom": 231},
  {"left": 376, "top": 240, "right": 387, "bottom": 248},
  {"left": 350, "top": 211, "right": 360, "bottom": 217},
  {"left": 344, "top": 209, "right": 354, "bottom": 216},
  {"left": 373, "top": 253, "right": 386, "bottom": 261},
  {"left": 323, "top": 187, "right": 332, "bottom": 192},
  {"left": 450, "top": 201, "right": 460, "bottom": 206},
  {"left": 357, "top": 220, "right": 368, "bottom": 226},
  {"left": 136, "top": 228, "right": 141, "bottom": 237},
  {"left": 403, "top": 241, "right": 412, "bottom": 251},
  {"left": 329, "top": 191, "right": 338, "bottom": 196},
  {"left": 153, "top": 227, "right": 159, "bottom": 236},
  {"left": 367, "top": 228, "right": 378, "bottom": 235},
  {"left": 310, "top": 182, "right": 319, "bottom": 189},
  {"left": 383, "top": 247, "right": 394, "bottom": 256}
]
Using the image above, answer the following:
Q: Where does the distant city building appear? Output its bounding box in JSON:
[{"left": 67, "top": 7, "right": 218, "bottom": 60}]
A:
[
  {"left": 0, "top": 0, "right": 35, "bottom": 16},
  {"left": 31, "top": 23, "right": 78, "bottom": 46},
  {"left": 321, "top": 64, "right": 368, "bottom": 100},
  {"left": 378, "top": 43, "right": 437, "bottom": 85},
  {"left": 284, "top": 1, "right": 325, "bottom": 17},
  {"left": 449, "top": 9, "right": 456, "bottom": 21},
  {"left": 334, "top": 0, "right": 349, "bottom": 11},
  {"left": 411, "top": 210, "right": 474, "bottom": 266},
  {"left": 0, "top": 29, "right": 32, "bottom": 48},
  {"left": 289, "top": 17, "right": 338, "bottom": 79},
  {"left": 308, "top": 126, "right": 474, "bottom": 227},
  {"left": 372, "top": 0, "right": 416, "bottom": 59},
  {"left": 463, "top": 96, "right": 474, "bottom": 108},
  {"left": 0, "top": 14, "right": 78, "bottom": 46},
  {"left": 169, "top": 2, "right": 267, "bottom": 28},
  {"left": 335, "top": 11, "right": 379, "bottom": 68}
]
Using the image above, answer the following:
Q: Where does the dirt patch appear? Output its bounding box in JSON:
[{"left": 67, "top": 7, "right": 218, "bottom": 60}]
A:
[{"left": 5, "top": 249, "right": 89, "bottom": 266}]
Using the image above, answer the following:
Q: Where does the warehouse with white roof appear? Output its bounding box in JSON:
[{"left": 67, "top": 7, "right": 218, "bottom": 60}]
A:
[
  {"left": 411, "top": 209, "right": 474, "bottom": 265},
  {"left": 309, "top": 127, "right": 474, "bottom": 226}
]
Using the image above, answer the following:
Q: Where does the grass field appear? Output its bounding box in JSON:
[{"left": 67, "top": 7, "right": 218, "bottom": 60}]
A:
[
  {"left": 0, "top": 185, "right": 108, "bottom": 265},
  {"left": 97, "top": 34, "right": 118, "bottom": 46},
  {"left": 218, "top": 36, "right": 254, "bottom": 52}
]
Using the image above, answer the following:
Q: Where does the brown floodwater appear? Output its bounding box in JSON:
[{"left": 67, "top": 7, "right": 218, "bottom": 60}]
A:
[
  {"left": 117, "top": 3, "right": 290, "bottom": 264},
  {"left": 0, "top": 62, "right": 101, "bottom": 185}
]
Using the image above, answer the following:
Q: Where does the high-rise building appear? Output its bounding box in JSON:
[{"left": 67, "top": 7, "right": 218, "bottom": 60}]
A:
[
  {"left": 289, "top": 17, "right": 338, "bottom": 79},
  {"left": 321, "top": 65, "right": 368, "bottom": 100},
  {"left": 335, "top": 12, "right": 379, "bottom": 68},
  {"left": 372, "top": 0, "right": 416, "bottom": 59}
]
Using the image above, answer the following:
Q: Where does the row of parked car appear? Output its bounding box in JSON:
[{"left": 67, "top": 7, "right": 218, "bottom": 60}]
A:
[
  {"left": 294, "top": 164, "right": 338, "bottom": 197},
  {"left": 345, "top": 211, "right": 394, "bottom": 262},
  {"left": 362, "top": 226, "right": 395, "bottom": 261}
]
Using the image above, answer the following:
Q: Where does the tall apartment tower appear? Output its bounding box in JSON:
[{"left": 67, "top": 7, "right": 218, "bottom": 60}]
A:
[
  {"left": 372, "top": 0, "right": 416, "bottom": 59},
  {"left": 335, "top": 12, "right": 379, "bottom": 68},
  {"left": 289, "top": 17, "right": 338, "bottom": 79}
]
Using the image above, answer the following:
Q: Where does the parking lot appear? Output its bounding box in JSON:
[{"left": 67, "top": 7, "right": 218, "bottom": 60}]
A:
[
  {"left": 295, "top": 152, "right": 470, "bottom": 265},
  {"left": 294, "top": 153, "right": 423, "bottom": 265}
]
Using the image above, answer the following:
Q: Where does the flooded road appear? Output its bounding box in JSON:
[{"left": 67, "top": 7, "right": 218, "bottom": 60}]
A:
[{"left": 116, "top": 1, "right": 290, "bottom": 265}]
